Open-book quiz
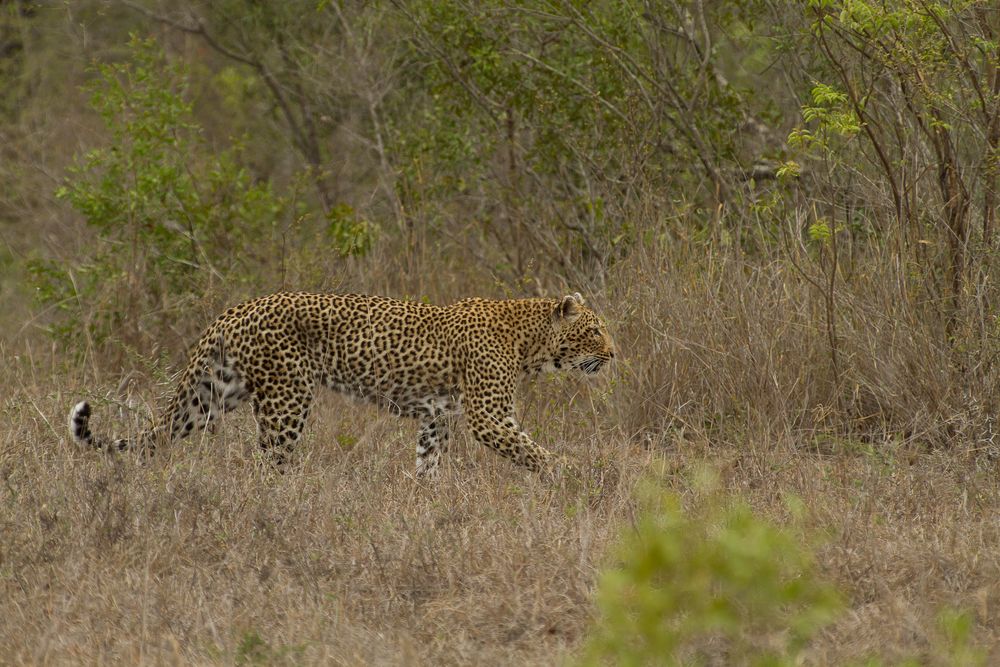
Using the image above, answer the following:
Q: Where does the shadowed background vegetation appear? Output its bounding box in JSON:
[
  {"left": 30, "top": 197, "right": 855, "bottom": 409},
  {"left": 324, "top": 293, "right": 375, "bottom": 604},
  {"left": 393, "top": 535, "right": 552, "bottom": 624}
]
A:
[{"left": 2, "top": 0, "right": 1000, "bottom": 664}]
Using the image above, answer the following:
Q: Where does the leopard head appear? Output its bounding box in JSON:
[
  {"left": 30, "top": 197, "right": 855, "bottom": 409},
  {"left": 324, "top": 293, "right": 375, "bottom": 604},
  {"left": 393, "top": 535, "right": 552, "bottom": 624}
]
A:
[{"left": 544, "top": 293, "right": 615, "bottom": 375}]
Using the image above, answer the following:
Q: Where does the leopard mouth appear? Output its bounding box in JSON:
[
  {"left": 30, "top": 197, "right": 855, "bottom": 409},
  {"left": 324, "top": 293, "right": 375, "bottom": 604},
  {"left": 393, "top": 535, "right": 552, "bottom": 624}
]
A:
[{"left": 578, "top": 357, "right": 607, "bottom": 375}]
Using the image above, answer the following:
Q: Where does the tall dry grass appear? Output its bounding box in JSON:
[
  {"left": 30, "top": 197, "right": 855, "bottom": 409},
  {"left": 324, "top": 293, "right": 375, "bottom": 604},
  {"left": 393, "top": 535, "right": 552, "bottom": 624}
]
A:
[{"left": 3, "top": 237, "right": 1000, "bottom": 664}]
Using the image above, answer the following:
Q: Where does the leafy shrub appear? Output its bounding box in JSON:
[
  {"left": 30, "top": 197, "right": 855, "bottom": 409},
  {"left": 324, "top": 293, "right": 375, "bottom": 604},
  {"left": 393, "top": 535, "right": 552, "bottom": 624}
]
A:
[
  {"left": 390, "top": 0, "right": 747, "bottom": 278},
  {"left": 31, "top": 35, "right": 372, "bottom": 353},
  {"left": 582, "top": 473, "right": 841, "bottom": 666},
  {"left": 583, "top": 470, "right": 987, "bottom": 666}
]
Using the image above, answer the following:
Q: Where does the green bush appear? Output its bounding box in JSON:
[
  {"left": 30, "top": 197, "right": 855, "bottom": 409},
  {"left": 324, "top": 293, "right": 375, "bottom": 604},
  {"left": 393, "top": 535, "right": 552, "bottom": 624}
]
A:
[
  {"left": 31, "top": 35, "right": 371, "bottom": 352},
  {"left": 582, "top": 474, "right": 841, "bottom": 666},
  {"left": 389, "top": 0, "right": 747, "bottom": 276},
  {"left": 583, "top": 471, "right": 987, "bottom": 666}
]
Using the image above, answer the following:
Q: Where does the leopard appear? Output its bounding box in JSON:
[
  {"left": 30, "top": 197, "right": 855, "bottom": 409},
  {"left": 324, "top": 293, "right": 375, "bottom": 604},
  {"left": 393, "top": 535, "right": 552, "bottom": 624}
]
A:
[{"left": 68, "top": 291, "right": 615, "bottom": 477}]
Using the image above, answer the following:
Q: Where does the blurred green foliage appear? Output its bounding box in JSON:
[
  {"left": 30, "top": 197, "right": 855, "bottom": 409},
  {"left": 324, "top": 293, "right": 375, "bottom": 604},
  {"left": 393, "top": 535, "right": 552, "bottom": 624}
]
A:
[
  {"left": 582, "top": 474, "right": 841, "bottom": 665},
  {"left": 583, "top": 470, "right": 987, "bottom": 666}
]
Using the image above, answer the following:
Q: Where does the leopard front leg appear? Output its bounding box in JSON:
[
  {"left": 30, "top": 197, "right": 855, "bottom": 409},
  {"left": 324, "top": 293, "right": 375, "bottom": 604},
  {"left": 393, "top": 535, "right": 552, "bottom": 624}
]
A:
[{"left": 462, "top": 391, "right": 553, "bottom": 473}]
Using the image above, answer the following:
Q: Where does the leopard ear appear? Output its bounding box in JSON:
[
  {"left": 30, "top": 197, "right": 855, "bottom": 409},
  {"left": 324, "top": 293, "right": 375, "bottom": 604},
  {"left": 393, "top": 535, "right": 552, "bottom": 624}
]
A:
[
  {"left": 553, "top": 294, "right": 582, "bottom": 323},
  {"left": 571, "top": 292, "right": 584, "bottom": 305}
]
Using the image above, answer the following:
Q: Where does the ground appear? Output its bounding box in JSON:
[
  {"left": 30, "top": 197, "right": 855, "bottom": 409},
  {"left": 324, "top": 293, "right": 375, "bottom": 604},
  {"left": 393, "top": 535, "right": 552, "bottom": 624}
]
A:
[{"left": 2, "top": 355, "right": 999, "bottom": 665}]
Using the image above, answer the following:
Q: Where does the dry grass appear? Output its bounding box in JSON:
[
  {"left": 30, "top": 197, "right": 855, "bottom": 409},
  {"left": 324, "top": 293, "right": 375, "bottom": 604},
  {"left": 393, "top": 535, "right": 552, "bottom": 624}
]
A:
[
  {"left": 3, "top": 247, "right": 1000, "bottom": 665},
  {"left": 2, "top": 356, "right": 640, "bottom": 665}
]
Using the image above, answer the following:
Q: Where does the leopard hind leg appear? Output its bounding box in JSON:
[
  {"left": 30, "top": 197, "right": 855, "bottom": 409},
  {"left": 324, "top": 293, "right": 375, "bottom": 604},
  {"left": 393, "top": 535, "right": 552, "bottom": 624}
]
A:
[
  {"left": 250, "top": 374, "right": 316, "bottom": 469},
  {"left": 166, "top": 353, "right": 250, "bottom": 443},
  {"left": 414, "top": 399, "right": 458, "bottom": 479}
]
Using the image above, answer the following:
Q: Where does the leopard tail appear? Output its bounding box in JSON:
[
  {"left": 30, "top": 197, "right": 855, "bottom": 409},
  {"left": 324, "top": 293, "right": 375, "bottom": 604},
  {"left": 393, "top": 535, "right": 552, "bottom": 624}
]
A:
[{"left": 68, "top": 401, "right": 132, "bottom": 452}]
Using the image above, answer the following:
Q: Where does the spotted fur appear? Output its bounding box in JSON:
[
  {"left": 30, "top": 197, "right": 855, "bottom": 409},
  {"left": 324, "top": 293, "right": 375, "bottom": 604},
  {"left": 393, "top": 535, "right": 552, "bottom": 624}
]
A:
[{"left": 68, "top": 291, "right": 615, "bottom": 476}]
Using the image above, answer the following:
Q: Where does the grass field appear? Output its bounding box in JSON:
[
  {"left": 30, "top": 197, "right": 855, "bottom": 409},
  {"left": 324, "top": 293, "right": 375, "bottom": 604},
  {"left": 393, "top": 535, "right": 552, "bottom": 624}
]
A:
[{"left": 3, "top": 251, "right": 1000, "bottom": 665}]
